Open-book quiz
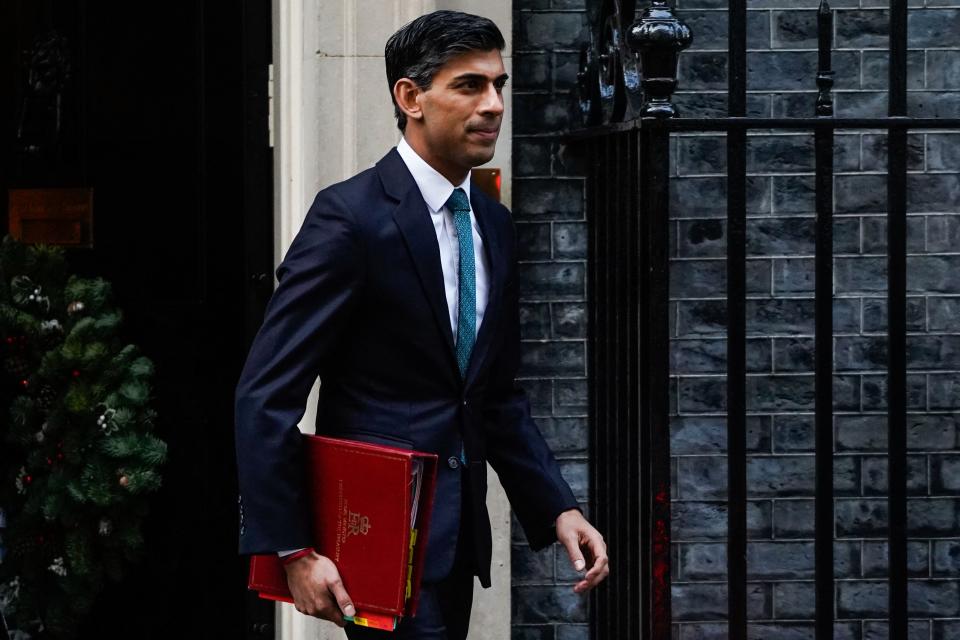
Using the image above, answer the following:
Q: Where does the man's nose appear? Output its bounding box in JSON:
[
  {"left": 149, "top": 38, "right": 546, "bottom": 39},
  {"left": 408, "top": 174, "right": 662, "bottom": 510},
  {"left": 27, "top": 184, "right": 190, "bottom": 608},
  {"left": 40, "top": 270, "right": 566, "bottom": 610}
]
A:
[{"left": 478, "top": 83, "right": 504, "bottom": 116}]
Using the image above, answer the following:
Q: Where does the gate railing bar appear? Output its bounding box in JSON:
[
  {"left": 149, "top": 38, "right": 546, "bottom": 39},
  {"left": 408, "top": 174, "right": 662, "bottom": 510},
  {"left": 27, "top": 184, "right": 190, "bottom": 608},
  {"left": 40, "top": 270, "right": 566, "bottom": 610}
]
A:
[
  {"left": 586, "top": 135, "right": 596, "bottom": 636},
  {"left": 613, "top": 131, "right": 626, "bottom": 640},
  {"left": 562, "top": 117, "right": 960, "bottom": 141},
  {"left": 607, "top": 134, "right": 617, "bottom": 636},
  {"left": 600, "top": 134, "right": 611, "bottom": 637},
  {"left": 814, "top": 4, "right": 836, "bottom": 639},
  {"left": 599, "top": 133, "right": 613, "bottom": 636},
  {"left": 727, "top": 0, "right": 749, "bottom": 633},
  {"left": 627, "top": 128, "right": 642, "bottom": 640},
  {"left": 887, "top": 0, "right": 909, "bottom": 636},
  {"left": 608, "top": 133, "right": 618, "bottom": 637},
  {"left": 591, "top": 134, "right": 602, "bottom": 637},
  {"left": 586, "top": 137, "right": 598, "bottom": 639},
  {"left": 633, "top": 129, "right": 648, "bottom": 640},
  {"left": 889, "top": 0, "right": 908, "bottom": 118},
  {"left": 662, "top": 117, "right": 960, "bottom": 130},
  {"left": 612, "top": 133, "right": 625, "bottom": 639},
  {"left": 642, "top": 122, "right": 673, "bottom": 640},
  {"left": 586, "top": 125, "right": 668, "bottom": 639},
  {"left": 600, "top": 134, "right": 607, "bottom": 639},
  {"left": 591, "top": 133, "right": 608, "bottom": 637},
  {"left": 621, "top": 129, "right": 641, "bottom": 640}
]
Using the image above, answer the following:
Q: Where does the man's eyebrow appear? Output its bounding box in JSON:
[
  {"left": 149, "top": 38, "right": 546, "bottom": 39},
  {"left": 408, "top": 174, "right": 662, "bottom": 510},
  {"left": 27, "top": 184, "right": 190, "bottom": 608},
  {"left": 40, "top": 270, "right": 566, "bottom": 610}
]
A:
[{"left": 449, "top": 72, "right": 510, "bottom": 85}]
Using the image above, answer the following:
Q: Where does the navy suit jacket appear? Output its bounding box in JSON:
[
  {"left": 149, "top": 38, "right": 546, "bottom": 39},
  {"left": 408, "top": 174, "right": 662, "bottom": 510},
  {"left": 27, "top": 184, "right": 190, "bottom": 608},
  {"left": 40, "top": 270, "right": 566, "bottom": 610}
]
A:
[{"left": 234, "top": 147, "right": 578, "bottom": 587}]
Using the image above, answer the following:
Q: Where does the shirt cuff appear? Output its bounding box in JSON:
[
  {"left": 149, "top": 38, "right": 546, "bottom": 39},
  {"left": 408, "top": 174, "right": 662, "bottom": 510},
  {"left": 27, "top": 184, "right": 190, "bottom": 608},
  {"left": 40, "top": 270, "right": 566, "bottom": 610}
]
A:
[{"left": 279, "top": 548, "right": 314, "bottom": 565}]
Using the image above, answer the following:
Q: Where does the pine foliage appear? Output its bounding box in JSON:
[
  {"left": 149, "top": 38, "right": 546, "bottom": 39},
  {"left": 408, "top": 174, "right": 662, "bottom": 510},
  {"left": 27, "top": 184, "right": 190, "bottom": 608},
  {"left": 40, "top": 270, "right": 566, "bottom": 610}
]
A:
[{"left": 0, "top": 235, "right": 166, "bottom": 638}]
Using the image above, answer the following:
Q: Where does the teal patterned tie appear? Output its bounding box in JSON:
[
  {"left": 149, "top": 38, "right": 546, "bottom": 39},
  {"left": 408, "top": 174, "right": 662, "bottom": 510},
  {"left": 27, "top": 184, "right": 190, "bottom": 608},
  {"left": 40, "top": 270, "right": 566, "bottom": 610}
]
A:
[
  {"left": 447, "top": 188, "right": 476, "bottom": 378},
  {"left": 447, "top": 187, "right": 474, "bottom": 466}
]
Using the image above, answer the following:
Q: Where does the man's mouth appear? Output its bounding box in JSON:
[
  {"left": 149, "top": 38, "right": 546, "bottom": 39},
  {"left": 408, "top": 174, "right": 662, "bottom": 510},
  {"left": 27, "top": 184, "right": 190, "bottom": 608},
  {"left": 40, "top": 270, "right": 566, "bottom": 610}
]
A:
[{"left": 468, "top": 126, "right": 500, "bottom": 141}]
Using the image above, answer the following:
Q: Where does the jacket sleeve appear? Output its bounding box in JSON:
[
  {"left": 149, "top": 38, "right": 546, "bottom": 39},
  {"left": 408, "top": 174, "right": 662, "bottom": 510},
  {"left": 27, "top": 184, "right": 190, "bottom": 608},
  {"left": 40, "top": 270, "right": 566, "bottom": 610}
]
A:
[
  {"left": 481, "top": 210, "right": 580, "bottom": 552},
  {"left": 234, "top": 189, "right": 364, "bottom": 554}
]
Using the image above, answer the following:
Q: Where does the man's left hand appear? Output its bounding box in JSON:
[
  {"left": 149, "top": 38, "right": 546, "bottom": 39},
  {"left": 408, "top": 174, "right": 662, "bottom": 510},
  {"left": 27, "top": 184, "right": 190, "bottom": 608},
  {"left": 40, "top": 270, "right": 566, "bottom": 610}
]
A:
[{"left": 555, "top": 509, "right": 609, "bottom": 594}]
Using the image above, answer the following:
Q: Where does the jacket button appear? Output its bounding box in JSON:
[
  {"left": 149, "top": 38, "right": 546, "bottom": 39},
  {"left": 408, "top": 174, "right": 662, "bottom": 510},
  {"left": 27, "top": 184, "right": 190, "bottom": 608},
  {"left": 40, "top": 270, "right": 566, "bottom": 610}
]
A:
[{"left": 447, "top": 456, "right": 460, "bottom": 470}]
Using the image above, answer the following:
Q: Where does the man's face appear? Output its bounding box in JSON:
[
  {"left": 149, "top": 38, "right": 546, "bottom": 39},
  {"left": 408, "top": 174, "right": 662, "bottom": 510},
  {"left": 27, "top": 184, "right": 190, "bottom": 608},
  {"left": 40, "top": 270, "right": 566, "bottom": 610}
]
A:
[{"left": 415, "top": 48, "right": 507, "bottom": 180}]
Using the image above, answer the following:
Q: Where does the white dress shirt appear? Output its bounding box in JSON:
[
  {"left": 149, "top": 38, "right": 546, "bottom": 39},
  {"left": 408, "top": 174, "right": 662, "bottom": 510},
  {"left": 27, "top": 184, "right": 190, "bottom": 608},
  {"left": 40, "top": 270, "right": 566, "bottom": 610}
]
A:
[
  {"left": 396, "top": 136, "right": 490, "bottom": 339},
  {"left": 277, "top": 139, "right": 491, "bottom": 557}
]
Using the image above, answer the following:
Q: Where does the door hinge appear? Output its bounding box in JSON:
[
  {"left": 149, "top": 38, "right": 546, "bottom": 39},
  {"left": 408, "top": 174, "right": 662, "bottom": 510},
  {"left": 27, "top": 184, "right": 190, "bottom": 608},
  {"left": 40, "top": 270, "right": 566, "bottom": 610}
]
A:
[{"left": 267, "top": 63, "right": 274, "bottom": 148}]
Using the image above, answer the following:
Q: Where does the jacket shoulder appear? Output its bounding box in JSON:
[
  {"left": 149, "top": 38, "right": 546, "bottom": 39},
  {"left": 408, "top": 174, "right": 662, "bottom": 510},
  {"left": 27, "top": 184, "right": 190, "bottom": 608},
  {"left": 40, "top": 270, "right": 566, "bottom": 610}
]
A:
[
  {"left": 304, "top": 165, "right": 392, "bottom": 233},
  {"left": 316, "top": 165, "right": 382, "bottom": 208}
]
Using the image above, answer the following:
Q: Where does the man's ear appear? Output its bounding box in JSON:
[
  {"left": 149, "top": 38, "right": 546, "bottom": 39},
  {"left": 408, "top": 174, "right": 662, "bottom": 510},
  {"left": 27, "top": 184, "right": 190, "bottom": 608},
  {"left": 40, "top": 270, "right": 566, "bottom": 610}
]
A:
[{"left": 393, "top": 78, "right": 424, "bottom": 124}]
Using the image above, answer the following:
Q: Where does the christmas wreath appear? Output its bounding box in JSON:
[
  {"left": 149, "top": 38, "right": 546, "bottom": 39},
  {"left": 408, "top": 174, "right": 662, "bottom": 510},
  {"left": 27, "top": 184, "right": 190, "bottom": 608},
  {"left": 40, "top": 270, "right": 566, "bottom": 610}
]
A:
[{"left": 0, "top": 235, "right": 167, "bottom": 639}]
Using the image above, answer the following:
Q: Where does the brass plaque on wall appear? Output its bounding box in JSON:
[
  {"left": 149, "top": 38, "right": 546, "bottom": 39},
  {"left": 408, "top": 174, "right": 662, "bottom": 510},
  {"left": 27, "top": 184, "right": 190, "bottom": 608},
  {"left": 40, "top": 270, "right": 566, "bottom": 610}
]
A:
[
  {"left": 472, "top": 168, "right": 501, "bottom": 203},
  {"left": 8, "top": 188, "right": 94, "bottom": 248}
]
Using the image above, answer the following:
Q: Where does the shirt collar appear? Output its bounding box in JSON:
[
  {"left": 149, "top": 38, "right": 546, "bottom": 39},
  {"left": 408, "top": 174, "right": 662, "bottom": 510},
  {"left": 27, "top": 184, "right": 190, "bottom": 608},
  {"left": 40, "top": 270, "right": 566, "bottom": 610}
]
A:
[{"left": 396, "top": 136, "right": 471, "bottom": 213}]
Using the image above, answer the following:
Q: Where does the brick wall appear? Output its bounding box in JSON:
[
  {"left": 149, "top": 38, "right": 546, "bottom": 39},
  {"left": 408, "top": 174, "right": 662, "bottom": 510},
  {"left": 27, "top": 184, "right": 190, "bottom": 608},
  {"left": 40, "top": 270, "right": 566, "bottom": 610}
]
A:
[
  {"left": 511, "top": 1, "right": 960, "bottom": 639},
  {"left": 512, "top": 1, "right": 590, "bottom": 639}
]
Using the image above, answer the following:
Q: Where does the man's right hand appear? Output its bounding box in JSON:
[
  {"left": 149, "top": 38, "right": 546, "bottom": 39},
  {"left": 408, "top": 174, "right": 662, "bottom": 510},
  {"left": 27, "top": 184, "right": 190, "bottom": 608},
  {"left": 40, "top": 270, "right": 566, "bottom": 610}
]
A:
[{"left": 282, "top": 550, "right": 356, "bottom": 626}]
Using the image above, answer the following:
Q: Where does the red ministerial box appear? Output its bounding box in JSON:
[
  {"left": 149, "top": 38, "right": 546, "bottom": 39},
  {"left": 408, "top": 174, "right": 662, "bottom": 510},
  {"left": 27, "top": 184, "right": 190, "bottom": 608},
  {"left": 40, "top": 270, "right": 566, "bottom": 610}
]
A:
[{"left": 247, "top": 434, "right": 438, "bottom": 620}]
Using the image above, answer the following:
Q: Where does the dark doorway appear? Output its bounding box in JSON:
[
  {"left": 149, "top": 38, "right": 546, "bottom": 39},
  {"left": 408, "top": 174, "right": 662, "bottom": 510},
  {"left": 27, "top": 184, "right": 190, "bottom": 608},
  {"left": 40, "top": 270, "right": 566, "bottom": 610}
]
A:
[{"left": 1, "top": 1, "right": 275, "bottom": 638}]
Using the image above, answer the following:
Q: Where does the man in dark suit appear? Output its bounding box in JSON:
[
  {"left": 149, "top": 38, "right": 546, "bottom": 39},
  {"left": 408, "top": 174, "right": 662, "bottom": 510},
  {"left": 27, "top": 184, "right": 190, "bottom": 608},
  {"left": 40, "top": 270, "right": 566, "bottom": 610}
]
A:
[{"left": 234, "top": 10, "right": 608, "bottom": 639}]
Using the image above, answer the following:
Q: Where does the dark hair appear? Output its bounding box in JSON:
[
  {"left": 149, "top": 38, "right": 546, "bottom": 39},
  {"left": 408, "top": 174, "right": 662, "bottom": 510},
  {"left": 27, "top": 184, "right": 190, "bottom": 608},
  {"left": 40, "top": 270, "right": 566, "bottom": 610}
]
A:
[{"left": 384, "top": 10, "right": 505, "bottom": 132}]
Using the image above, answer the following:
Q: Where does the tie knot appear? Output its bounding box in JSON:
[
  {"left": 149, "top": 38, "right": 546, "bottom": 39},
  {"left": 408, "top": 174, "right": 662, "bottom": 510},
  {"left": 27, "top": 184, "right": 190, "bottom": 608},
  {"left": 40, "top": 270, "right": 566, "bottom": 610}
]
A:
[{"left": 445, "top": 188, "right": 471, "bottom": 214}]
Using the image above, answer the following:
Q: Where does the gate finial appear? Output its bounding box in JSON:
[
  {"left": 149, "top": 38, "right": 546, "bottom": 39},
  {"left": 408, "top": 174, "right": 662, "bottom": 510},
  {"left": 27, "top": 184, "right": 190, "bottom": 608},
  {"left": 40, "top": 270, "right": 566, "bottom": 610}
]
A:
[{"left": 626, "top": 2, "right": 692, "bottom": 118}]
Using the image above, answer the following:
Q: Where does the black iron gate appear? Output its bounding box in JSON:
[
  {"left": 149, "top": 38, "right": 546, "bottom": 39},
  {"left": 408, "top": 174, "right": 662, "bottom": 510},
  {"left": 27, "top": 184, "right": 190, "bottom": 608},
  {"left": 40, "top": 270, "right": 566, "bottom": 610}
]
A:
[{"left": 571, "top": 1, "right": 960, "bottom": 638}]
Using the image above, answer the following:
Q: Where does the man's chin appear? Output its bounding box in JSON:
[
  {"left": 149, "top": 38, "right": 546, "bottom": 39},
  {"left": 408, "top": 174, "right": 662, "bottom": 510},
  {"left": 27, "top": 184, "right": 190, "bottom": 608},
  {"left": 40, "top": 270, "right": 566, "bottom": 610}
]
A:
[{"left": 466, "top": 145, "right": 497, "bottom": 168}]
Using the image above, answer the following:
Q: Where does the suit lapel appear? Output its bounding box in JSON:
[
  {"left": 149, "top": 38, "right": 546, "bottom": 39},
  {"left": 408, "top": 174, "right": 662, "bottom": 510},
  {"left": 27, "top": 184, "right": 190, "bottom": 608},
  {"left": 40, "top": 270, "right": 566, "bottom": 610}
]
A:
[
  {"left": 465, "top": 188, "right": 504, "bottom": 386},
  {"left": 377, "top": 148, "right": 507, "bottom": 386},
  {"left": 378, "top": 150, "right": 459, "bottom": 370}
]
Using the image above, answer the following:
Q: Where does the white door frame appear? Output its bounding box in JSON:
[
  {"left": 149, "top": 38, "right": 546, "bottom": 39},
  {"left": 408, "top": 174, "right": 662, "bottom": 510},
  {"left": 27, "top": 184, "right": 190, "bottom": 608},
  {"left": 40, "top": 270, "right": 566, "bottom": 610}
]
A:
[{"left": 270, "top": 2, "right": 513, "bottom": 638}]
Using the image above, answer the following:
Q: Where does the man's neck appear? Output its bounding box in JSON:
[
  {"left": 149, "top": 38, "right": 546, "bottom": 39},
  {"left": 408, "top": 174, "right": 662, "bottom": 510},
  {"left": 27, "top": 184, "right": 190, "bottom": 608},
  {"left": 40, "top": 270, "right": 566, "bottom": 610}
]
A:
[{"left": 401, "top": 134, "right": 469, "bottom": 186}]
